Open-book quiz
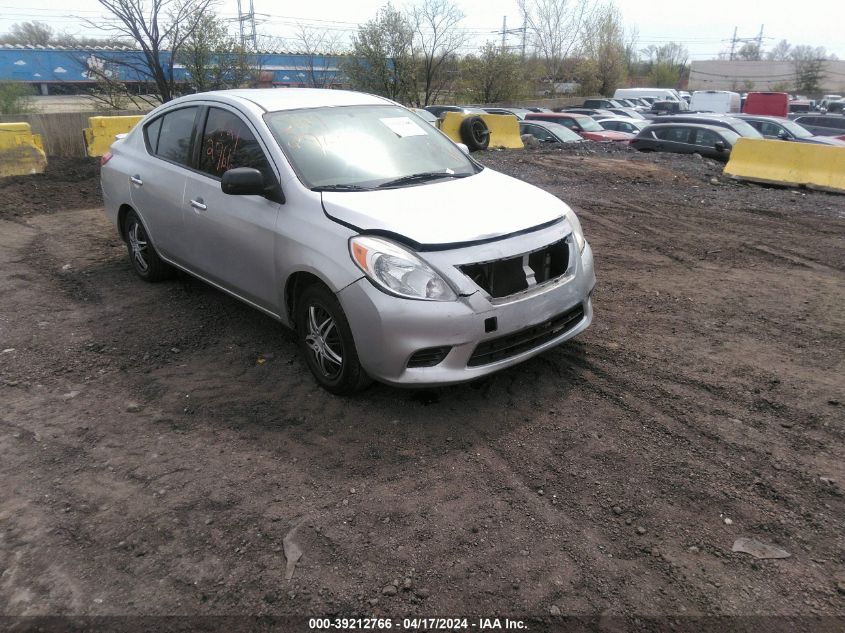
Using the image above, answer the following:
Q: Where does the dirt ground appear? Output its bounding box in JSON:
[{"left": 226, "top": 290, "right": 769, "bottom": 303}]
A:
[{"left": 0, "top": 145, "right": 843, "bottom": 631}]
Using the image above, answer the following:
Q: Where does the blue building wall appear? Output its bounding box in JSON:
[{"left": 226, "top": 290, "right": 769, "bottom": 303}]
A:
[{"left": 0, "top": 46, "right": 345, "bottom": 88}]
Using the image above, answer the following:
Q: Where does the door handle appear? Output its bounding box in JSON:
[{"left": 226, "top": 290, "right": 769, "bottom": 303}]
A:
[
  {"left": 130, "top": 175, "right": 143, "bottom": 186},
  {"left": 190, "top": 198, "right": 207, "bottom": 211}
]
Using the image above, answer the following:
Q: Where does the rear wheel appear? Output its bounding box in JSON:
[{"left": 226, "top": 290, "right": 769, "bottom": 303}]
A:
[
  {"left": 123, "top": 209, "right": 173, "bottom": 282},
  {"left": 295, "top": 284, "right": 371, "bottom": 395}
]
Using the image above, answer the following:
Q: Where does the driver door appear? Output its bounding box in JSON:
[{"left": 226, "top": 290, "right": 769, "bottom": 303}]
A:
[{"left": 181, "top": 106, "right": 282, "bottom": 312}]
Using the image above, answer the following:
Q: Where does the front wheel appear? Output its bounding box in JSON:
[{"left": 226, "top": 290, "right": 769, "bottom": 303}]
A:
[{"left": 295, "top": 285, "right": 371, "bottom": 395}]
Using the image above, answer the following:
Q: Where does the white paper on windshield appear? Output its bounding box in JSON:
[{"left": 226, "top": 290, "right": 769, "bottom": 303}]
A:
[{"left": 380, "top": 116, "right": 427, "bottom": 137}]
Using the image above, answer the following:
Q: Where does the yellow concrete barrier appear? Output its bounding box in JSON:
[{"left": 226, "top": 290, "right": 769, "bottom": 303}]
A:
[
  {"left": 440, "top": 112, "right": 524, "bottom": 150},
  {"left": 0, "top": 122, "right": 47, "bottom": 178},
  {"left": 724, "top": 138, "right": 845, "bottom": 194},
  {"left": 84, "top": 115, "right": 144, "bottom": 157}
]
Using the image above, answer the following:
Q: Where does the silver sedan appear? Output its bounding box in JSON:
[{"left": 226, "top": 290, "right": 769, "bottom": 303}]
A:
[{"left": 101, "top": 89, "right": 596, "bottom": 394}]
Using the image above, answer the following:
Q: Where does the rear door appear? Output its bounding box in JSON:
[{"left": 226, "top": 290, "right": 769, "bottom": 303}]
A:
[
  {"left": 129, "top": 106, "right": 200, "bottom": 262},
  {"left": 181, "top": 105, "right": 283, "bottom": 311},
  {"left": 652, "top": 126, "right": 695, "bottom": 153}
]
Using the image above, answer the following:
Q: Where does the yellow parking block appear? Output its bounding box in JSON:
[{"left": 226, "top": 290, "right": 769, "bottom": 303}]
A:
[
  {"left": 440, "top": 112, "right": 524, "bottom": 150},
  {"left": 84, "top": 115, "right": 144, "bottom": 157},
  {"left": 724, "top": 138, "right": 845, "bottom": 194},
  {"left": 0, "top": 122, "right": 47, "bottom": 178}
]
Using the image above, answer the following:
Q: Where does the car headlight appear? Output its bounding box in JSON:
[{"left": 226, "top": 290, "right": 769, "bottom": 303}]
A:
[
  {"left": 349, "top": 236, "right": 457, "bottom": 301},
  {"left": 567, "top": 209, "right": 586, "bottom": 253}
]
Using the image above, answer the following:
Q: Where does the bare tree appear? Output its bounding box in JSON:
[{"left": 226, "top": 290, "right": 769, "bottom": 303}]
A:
[
  {"left": 578, "top": 2, "right": 626, "bottom": 95},
  {"left": 410, "top": 0, "right": 466, "bottom": 105},
  {"left": 1, "top": 21, "right": 54, "bottom": 46},
  {"left": 178, "top": 12, "right": 255, "bottom": 92},
  {"left": 460, "top": 42, "right": 524, "bottom": 103},
  {"left": 518, "top": 0, "right": 592, "bottom": 94},
  {"left": 291, "top": 25, "right": 346, "bottom": 88},
  {"left": 343, "top": 3, "right": 416, "bottom": 102},
  {"left": 791, "top": 45, "right": 830, "bottom": 94},
  {"left": 87, "top": 0, "right": 216, "bottom": 103},
  {"left": 766, "top": 39, "right": 792, "bottom": 61}
]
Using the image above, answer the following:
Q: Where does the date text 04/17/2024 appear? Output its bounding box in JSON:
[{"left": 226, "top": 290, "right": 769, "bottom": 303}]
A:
[{"left": 308, "top": 617, "right": 528, "bottom": 630}]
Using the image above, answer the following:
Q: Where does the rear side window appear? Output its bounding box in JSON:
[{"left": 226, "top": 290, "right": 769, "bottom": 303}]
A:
[
  {"left": 144, "top": 117, "right": 162, "bottom": 153},
  {"left": 152, "top": 107, "right": 198, "bottom": 166},
  {"left": 654, "top": 127, "right": 691, "bottom": 143},
  {"left": 199, "top": 107, "right": 272, "bottom": 179}
]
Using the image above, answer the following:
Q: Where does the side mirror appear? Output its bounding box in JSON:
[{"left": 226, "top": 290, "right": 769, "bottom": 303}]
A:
[
  {"left": 777, "top": 130, "right": 788, "bottom": 139},
  {"left": 221, "top": 167, "right": 284, "bottom": 204},
  {"left": 456, "top": 142, "right": 469, "bottom": 154},
  {"left": 714, "top": 141, "right": 726, "bottom": 152}
]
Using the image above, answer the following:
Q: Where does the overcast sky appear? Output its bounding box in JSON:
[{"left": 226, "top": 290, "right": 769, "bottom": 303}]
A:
[{"left": 1, "top": 0, "right": 843, "bottom": 61}]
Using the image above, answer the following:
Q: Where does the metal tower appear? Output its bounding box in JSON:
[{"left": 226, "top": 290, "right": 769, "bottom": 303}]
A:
[{"left": 237, "top": 0, "right": 258, "bottom": 51}]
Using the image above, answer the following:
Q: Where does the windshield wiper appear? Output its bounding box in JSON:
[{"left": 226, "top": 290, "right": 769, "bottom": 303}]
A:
[
  {"left": 377, "top": 171, "right": 471, "bottom": 189},
  {"left": 312, "top": 184, "right": 373, "bottom": 192}
]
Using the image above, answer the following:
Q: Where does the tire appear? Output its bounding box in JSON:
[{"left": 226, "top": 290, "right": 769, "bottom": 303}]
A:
[
  {"left": 123, "top": 209, "right": 173, "bottom": 282},
  {"left": 459, "top": 116, "right": 490, "bottom": 151},
  {"left": 295, "top": 284, "right": 371, "bottom": 395}
]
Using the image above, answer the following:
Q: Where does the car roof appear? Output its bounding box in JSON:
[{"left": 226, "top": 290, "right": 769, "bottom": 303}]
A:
[
  {"left": 167, "top": 88, "right": 394, "bottom": 113},
  {"left": 734, "top": 114, "right": 784, "bottom": 121},
  {"left": 599, "top": 116, "right": 647, "bottom": 124},
  {"left": 643, "top": 123, "right": 733, "bottom": 133},
  {"left": 530, "top": 112, "right": 587, "bottom": 119}
]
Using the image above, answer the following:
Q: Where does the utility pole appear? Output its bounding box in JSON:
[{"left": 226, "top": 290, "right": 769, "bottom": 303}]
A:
[
  {"left": 729, "top": 26, "right": 737, "bottom": 60},
  {"left": 521, "top": 24, "right": 527, "bottom": 60},
  {"left": 756, "top": 24, "right": 764, "bottom": 58},
  {"left": 501, "top": 16, "right": 507, "bottom": 52},
  {"left": 237, "top": 0, "right": 258, "bottom": 51}
]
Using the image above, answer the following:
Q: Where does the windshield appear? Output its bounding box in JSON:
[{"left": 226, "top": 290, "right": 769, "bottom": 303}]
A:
[
  {"left": 264, "top": 105, "right": 477, "bottom": 189},
  {"left": 576, "top": 117, "right": 603, "bottom": 132},
  {"left": 724, "top": 119, "right": 762, "bottom": 138},
  {"left": 542, "top": 122, "right": 583, "bottom": 142},
  {"left": 719, "top": 130, "right": 741, "bottom": 145},
  {"left": 778, "top": 119, "right": 813, "bottom": 138}
]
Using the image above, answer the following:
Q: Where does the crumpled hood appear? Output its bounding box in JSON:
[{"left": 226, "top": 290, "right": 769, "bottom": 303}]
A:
[{"left": 321, "top": 168, "right": 568, "bottom": 246}]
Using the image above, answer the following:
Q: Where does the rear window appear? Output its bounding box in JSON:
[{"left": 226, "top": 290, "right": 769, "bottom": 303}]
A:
[{"left": 149, "top": 107, "right": 198, "bottom": 166}]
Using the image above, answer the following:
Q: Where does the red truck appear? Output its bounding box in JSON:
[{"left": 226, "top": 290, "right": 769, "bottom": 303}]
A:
[{"left": 743, "top": 92, "right": 789, "bottom": 117}]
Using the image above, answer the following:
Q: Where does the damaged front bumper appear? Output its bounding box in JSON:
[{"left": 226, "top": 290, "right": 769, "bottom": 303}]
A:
[{"left": 337, "top": 223, "right": 596, "bottom": 386}]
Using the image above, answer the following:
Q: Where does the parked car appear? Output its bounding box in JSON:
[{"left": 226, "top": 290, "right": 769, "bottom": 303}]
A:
[
  {"left": 411, "top": 108, "right": 439, "bottom": 126},
  {"left": 742, "top": 92, "right": 788, "bottom": 117},
  {"left": 524, "top": 112, "right": 634, "bottom": 141},
  {"left": 788, "top": 115, "right": 845, "bottom": 140},
  {"left": 525, "top": 106, "right": 554, "bottom": 113},
  {"left": 100, "top": 89, "right": 596, "bottom": 394},
  {"left": 519, "top": 120, "right": 586, "bottom": 144},
  {"left": 596, "top": 117, "right": 651, "bottom": 135},
  {"left": 605, "top": 108, "right": 646, "bottom": 120},
  {"left": 559, "top": 107, "right": 615, "bottom": 118},
  {"left": 788, "top": 101, "right": 813, "bottom": 114},
  {"left": 482, "top": 107, "right": 532, "bottom": 120},
  {"left": 423, "top": 105, "right": 486, "bottom": 117},
  {"left": 656, "top": 114, "right": 762, "bottom": 138},
  {"left": 734, "top": 115, "right": 845, "bottom": 145},
  {"left": 582, "top": 98, "right": 625, "bottom": 109},
  {"left": 646, "top": 100, "right": 689, "bottom": 116},
  {"left": 630, "top": 123, "right": 739, "bottom": 161}
]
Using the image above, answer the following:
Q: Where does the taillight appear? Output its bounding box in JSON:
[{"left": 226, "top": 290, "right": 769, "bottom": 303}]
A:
[{"left": 100, "top": 151, "right": 113, "bottom": 166}]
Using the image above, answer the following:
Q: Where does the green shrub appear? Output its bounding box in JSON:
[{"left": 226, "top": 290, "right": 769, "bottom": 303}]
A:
[{"left": 0, "top": 82, "right": 35, "bottom": 115}]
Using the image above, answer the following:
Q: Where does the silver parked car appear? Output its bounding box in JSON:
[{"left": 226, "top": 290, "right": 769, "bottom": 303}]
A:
[{"left": 101, "top": 89, "right": 595, "bottom": 394}]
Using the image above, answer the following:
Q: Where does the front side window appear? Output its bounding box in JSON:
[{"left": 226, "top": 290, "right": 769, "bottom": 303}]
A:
[
  {"left": 521, "top": 124, "right": 554, "bottom": 142},
  {"left": 691, "top": 129, "right": 719, "bottom": 146},
  {"left": 265, "top": 105, "right": 477, "bottom": 189},
  {"left": 199, "top": 107, "right": 272, "bottom": 180},
  {"left": 155, "top": 107, "right": 198, "bottom": 166}
]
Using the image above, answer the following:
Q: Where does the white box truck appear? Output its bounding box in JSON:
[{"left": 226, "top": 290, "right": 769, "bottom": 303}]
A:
[
  {"left": 689, "top": 90, "right": 741, "bottom": 113},
  {"left": 613, "top": 88, "right": 682, "bottom": 103}
]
